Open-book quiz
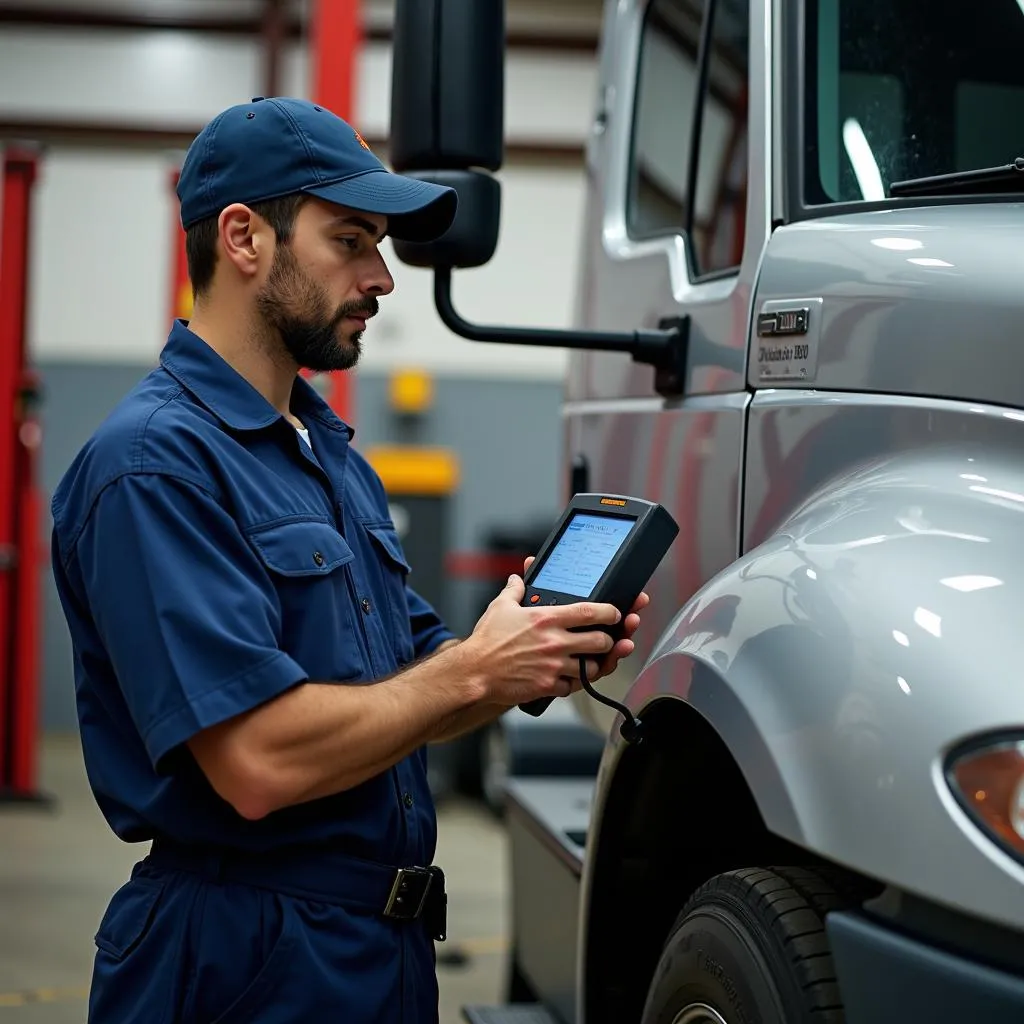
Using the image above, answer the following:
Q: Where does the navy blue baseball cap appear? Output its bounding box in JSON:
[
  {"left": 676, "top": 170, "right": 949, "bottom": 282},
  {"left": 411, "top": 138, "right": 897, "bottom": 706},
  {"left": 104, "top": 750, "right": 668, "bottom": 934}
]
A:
[{"left": 176, "top": 97, "right": 457, "bottom": 242}]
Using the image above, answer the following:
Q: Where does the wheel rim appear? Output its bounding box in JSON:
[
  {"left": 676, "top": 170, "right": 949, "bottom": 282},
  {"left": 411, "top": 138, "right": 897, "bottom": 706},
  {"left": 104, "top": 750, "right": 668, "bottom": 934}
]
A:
[{"left": 671, "top": 1004, "right": 730, "bottom": 1024}]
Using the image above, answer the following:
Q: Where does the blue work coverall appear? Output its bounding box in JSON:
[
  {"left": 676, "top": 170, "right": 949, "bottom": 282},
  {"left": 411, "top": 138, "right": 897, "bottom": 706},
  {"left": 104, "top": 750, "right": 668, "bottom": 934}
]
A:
[{"left": 50, "top": 320, "right": 456, "bottom": 1023}]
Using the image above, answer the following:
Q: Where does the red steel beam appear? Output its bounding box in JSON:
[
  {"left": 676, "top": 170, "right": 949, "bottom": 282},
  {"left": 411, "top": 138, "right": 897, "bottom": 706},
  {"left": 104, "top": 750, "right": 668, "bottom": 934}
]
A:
[
  {"left": 168, "top": 169, "right": 192, "bottom": 326},
  {"left": 309, "top": 0, "right": 361, "bottom": 425}
]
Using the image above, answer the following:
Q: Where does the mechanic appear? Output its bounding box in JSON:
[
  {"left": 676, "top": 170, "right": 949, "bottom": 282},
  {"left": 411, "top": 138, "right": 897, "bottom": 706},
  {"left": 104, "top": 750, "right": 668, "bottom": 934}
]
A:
[{"left": 49, "top": 96, "right": 649, "bottom": 1024}]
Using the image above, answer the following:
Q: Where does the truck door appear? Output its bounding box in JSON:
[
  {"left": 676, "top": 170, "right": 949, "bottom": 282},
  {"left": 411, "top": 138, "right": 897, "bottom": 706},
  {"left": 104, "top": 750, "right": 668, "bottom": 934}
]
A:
[{"left": 567, "top": 0, "right": 769, "bottom": 730}]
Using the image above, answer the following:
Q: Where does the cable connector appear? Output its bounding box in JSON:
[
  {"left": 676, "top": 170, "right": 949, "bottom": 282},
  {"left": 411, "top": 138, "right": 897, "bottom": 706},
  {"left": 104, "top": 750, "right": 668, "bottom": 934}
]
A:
[{"left": 578, "top": 657, "right": 644, "bottom": 745}]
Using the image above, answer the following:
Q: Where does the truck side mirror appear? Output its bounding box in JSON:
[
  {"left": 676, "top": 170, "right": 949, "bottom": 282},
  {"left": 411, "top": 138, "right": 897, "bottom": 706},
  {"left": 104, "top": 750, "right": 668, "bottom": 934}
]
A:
[
  {"left": 388, "top": 0, "right": 505, "bottom": 269},
  {"left": 387, "top": 0, "right": 691, "bottom": 398}
]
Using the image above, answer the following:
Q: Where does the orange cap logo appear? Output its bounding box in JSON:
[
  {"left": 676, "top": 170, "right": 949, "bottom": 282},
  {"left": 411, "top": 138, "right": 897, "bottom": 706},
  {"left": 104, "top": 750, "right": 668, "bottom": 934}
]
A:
[{"left": 353, "top": 129, "right": 370, "bottom": 151}]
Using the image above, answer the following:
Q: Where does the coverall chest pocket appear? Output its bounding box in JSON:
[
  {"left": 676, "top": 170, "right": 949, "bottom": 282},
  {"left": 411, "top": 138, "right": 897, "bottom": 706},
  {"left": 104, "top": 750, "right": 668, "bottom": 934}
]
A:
[
  {"left": 356, "top": 519, "right": 416, "bottom": 666},
  {"left": 247, "top": 519, "right": 367, "bottom": 682}
]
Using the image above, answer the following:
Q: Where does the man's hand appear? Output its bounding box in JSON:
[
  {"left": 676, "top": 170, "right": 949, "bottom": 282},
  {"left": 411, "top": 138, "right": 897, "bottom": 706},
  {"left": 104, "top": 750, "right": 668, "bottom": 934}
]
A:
[
  {"left": 462, "top": 574, "right": 622, "bottom": 708},
  {"left": 523, "top": 556, "right": 650, "bottom": 689}
]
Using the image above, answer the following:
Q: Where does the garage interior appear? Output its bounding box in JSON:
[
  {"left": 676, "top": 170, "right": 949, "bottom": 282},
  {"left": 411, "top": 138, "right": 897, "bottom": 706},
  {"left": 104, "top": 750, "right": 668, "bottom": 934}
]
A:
[{"left": 0, "top": 0, "right": 606, "bottom": 1019}]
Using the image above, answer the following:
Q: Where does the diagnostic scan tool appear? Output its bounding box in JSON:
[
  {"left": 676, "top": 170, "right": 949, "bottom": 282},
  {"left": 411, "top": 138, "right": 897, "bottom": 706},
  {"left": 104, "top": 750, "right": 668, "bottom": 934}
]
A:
[{"left": 518, "top": 494, "right": 679, "bottom": 739}]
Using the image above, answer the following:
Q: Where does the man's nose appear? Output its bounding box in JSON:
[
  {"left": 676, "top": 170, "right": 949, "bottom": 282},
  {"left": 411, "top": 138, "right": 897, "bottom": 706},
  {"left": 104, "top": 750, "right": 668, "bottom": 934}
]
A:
[{"left": 360, "top": 252, "right": 396, "bottom": 297}]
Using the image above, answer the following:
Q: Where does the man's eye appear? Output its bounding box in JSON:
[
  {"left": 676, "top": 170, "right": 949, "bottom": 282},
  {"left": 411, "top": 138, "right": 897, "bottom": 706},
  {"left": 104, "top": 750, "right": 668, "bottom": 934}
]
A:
[{"left": 337, "top": 237, "right": 359, "bottom": 250}]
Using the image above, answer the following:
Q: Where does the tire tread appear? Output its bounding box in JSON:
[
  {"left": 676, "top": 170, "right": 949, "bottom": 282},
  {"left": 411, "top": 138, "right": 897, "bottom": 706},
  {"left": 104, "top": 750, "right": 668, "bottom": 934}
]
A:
[{"left": 670, "top": 865, "right": 849, "bottom": 1023}]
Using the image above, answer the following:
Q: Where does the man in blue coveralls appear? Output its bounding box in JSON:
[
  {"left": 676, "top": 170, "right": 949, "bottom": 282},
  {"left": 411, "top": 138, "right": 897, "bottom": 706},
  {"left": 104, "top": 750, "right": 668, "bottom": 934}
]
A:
[{"left": 50, "top": 97, "right": 649, "bottom": 1023}]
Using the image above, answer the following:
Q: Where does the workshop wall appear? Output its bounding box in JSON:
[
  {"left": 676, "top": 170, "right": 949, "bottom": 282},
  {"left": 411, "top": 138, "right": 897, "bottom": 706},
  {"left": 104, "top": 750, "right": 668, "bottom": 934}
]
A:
[
  {"left": 0, "top": 1, "right": 601, "bottom": 730},
  {"left": 23, "top": 148, "right": 585, "bottom": 378}
]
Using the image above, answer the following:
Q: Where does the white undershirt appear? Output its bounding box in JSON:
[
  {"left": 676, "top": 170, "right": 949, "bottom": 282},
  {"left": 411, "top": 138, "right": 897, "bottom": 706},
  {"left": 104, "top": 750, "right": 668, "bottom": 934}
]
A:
[{"left": 295, "top": 425, "right": 312, "bottom": 450}]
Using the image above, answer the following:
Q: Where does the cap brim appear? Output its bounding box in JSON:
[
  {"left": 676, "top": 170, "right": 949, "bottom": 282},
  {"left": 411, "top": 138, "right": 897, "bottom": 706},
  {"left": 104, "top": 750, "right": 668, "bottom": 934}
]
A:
[{"left": 305, "top": 169, "right": 458, "bottom": 243}]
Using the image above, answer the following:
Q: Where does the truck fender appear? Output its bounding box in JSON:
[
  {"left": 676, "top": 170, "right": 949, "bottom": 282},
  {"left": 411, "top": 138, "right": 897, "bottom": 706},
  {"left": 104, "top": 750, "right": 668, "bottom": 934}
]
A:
[{"left": 592, "top": 447, "right": 1024, "bottom": 933}]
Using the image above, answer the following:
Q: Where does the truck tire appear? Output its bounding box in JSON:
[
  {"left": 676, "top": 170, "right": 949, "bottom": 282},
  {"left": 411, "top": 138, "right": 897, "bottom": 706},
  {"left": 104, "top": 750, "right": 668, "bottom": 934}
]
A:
[{"left": 640, "top": 867, "right": 848, "bottom": 1024}]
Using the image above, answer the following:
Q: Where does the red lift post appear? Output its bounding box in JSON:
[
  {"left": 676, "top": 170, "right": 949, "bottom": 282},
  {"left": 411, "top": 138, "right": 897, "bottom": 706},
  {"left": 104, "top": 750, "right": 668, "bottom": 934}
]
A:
[
  {"left": 310, "top": 0, "right": 361, "bottom": 424},
  {"left": 0, "top": 147, "right": 46, "bottom": 804}
]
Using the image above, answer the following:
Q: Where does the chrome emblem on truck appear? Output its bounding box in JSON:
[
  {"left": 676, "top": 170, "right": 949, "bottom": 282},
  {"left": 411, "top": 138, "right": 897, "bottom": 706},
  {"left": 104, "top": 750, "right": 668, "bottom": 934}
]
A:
[
  {"left": 758, "top": 308, "right": 809, "bottom": 336},
  {"left": 755, "top": 297, "right": 823, "bottom": 383}
]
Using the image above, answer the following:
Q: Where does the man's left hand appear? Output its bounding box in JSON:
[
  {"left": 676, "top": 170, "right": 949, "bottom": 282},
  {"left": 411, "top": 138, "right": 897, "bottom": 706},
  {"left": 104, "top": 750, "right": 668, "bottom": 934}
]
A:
[{"left": 522, "top": 556, "right": 651, "bottom": 689}]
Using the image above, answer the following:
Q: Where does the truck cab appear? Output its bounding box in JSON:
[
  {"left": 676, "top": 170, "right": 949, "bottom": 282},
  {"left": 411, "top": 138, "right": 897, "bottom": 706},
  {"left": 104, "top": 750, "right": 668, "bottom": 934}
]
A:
[{"left": 388, "top": 1, "right": 1024, "bottom": 1021}]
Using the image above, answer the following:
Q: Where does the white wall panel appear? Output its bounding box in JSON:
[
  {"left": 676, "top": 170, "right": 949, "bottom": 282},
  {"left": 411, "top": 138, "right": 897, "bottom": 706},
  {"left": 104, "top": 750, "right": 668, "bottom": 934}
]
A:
[
  {"left": 25, "top": 147, "right": 580, "bottom": 379},
  {"left": 283, "top": 42, "right": 596, "bottom": 145},
  {"left": 4, "top": 17, "right": 597, "bottom": 378},
  {"left": 0, "top": 27, "right": 263, "bottom": 124},
  {"left": 27, "top": 148, "right": 173, "bottom": 366},
  {"left": 361, "top": 163, "right": 579, "bottom": 380},
  {"left": 0, "top": 28, "right": 596, "bottom": 146}
]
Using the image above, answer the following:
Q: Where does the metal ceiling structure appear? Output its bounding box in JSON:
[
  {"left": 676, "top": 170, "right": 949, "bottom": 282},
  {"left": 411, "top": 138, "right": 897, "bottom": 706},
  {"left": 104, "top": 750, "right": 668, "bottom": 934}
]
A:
[{"left": 0, "top": 0, "right": 601, "bottom": 158}]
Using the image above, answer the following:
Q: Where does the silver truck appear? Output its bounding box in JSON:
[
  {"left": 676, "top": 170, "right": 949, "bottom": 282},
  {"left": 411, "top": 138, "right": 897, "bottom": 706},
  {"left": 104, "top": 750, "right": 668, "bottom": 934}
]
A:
[{"left": 388, "top": 0, "right": 1024, "bottom": 1021}]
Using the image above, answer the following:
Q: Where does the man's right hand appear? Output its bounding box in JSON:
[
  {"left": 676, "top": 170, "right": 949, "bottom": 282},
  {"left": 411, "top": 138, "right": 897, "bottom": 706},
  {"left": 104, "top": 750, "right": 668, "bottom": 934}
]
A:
[{"left": 462, "top": 574, "right": 620, "bottom": 707}]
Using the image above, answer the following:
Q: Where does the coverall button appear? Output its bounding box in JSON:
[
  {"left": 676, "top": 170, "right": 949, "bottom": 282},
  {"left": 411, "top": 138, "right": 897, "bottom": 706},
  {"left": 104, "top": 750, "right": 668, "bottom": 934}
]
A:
[
  {"left": 361, "top": 598, "right": 372, "bottom": 614},
  {"left": 313, "top": 551, "right": 325, "bottom": 566},
  {"left": 403, "top": 792, "right": 414, "bottom": 808}
]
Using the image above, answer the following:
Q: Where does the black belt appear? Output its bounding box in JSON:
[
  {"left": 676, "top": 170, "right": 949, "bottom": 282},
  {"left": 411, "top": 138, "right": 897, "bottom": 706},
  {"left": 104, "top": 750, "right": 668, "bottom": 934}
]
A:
[{"left": 147, "top": 839, "right": 447, "bottom": 942}]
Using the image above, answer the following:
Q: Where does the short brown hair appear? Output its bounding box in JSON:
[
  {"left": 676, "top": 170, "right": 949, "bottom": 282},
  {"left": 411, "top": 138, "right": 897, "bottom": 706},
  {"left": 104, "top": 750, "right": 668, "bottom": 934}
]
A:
[{"left": 184, "top": 193, "right": 307, "bottom": 298}]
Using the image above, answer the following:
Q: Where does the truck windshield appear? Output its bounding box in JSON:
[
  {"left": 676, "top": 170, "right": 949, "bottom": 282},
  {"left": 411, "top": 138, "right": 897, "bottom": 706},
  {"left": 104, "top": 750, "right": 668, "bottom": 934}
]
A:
[{"left": 805, "top": 0, "right": 1024, "bottom": 205}]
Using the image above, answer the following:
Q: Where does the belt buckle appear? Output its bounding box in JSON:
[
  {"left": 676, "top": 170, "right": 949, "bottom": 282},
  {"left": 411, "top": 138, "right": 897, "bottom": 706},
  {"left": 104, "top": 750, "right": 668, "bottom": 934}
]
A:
[{"left": 384, "top": 867, "right": 433, "bottom": 921}]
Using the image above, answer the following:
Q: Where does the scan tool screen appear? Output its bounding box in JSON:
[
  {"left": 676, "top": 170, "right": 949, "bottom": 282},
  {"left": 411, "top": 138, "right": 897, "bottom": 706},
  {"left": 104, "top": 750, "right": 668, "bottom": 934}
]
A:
[{"left": 529, "top": 513, "right": 634, "bottom": 598}]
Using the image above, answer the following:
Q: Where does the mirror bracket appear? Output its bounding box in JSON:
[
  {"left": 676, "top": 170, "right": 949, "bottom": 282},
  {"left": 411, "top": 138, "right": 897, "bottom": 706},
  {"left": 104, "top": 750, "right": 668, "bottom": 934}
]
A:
[{"left": 432, "top": 268, "right": 690, "bottom": 397}]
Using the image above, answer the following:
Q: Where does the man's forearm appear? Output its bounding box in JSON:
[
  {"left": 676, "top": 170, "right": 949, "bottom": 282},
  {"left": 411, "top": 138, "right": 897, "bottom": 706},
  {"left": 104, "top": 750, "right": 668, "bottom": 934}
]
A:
[
  {"left": 424, "top": 637, "right": 508, "bottom": 742},
  {"left": 190, "top": 576, "right": 629, "bottom": 820},
  {"left": 189, "top": 640, "right": 489, "bottom": 818},
  {"left": 431, "top": 701, "right": 508, "bottom": 744},
  {"left": 434, "top": 638, "right": 463, "bottom": 655}
]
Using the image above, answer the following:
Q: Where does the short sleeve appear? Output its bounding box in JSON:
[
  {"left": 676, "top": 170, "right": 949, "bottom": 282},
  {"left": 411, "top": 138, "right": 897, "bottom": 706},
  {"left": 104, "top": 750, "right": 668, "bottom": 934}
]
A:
[
  {"left": 405, "top": 583, "right": 457, "bottom": 659},
  {"left": 74, "top": 472, "right": 309, "bottom": 770}
]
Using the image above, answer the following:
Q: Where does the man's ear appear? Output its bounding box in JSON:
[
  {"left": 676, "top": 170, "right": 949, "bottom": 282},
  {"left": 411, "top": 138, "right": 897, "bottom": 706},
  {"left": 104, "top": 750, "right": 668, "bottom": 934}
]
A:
[{"left": 218, "top": 204, "right": 267, "bottom": 280}]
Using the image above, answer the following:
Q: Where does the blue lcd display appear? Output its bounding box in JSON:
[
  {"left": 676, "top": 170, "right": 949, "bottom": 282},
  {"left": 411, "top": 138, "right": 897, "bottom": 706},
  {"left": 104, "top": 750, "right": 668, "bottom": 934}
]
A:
[{"left": 530, "top": 513, "right": 634, "bottom": 598}]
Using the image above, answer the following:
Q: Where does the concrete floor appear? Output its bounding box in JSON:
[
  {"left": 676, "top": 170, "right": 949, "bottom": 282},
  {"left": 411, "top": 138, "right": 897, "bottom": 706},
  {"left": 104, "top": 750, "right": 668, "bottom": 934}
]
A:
[{"left": 0, "top": 735, "right": 510, "bottom": 1022}]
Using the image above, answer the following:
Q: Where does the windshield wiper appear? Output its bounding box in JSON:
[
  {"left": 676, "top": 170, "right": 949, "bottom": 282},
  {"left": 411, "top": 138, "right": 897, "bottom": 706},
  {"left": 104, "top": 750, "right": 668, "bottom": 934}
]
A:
[{"left": 889, "top": 157, "right": 1024, "bottom": 198}]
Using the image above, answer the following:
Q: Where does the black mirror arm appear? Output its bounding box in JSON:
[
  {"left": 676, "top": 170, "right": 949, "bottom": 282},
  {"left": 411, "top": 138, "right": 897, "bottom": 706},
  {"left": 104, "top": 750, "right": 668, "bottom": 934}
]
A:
[{"left": 433, "top": 266, "right": 690, "bottom": 396}]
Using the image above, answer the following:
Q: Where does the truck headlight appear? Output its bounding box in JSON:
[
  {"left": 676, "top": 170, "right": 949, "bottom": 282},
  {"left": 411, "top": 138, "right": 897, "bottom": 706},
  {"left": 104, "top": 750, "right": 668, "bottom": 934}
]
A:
[{"left": 947, "top": 736, "right": 1024, "bottom": 862}]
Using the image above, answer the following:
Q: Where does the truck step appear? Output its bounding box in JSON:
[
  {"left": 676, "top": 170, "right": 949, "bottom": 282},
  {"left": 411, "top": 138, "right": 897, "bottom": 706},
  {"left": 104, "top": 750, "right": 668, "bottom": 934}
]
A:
[
  {"left": 504, "top": 777, "right": 593, "bottom": 875},
  {"left": 462, "top": 1005, "right": 561, "bottom": 1024}
]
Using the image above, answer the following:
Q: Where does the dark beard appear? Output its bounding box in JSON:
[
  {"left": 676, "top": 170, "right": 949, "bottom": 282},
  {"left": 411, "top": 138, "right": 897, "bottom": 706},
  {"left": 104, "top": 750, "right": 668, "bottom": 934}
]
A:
[{"left": 255, "top": 245, "right": 378, "bottom": 373}]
